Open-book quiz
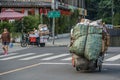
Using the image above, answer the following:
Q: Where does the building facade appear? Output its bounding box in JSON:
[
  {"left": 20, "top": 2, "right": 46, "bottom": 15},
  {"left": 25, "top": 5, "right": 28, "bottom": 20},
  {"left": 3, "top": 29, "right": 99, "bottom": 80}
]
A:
[
  {"left": 0, "top": 0, "right": 85, "bottom": 16},
  {"left": 58, "top": 0, "right": 85, "bottom": 8}
]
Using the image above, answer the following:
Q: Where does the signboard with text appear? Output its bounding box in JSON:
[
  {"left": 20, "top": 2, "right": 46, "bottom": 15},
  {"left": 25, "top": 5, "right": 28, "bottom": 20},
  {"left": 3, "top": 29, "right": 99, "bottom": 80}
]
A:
[{"left": 48, "top": 11, "right": 60, "bottom": 18}]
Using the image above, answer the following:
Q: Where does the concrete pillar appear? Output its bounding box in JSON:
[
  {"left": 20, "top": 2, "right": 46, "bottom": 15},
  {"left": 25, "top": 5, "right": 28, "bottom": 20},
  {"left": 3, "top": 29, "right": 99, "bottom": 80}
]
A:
[
  {"left": 24, "top": 8, "right": 28, "bottom": 16},
  {"left": 35, "top": 8, "right": 39, "bottom": 15}
]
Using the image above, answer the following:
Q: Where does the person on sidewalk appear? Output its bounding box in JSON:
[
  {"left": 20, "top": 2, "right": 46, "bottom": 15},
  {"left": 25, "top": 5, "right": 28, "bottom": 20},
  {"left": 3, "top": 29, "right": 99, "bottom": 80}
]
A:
[
  {"left": 1, "top": 28, "right": 11, "bottom": 55},
  {"left": 33, "top": 28, "right": 40, "bottom": 47}
]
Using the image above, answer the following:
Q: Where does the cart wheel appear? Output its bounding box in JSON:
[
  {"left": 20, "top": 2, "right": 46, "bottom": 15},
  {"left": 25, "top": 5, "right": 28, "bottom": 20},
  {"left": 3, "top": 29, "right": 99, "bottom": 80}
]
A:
[
  {"left": 76, "top": 67, "right": 80, "bottom": 71},
  {"left": 21, "top": 41, "right": 27, "bottom": 47},
  {"left": 98, "top": 65, "right": 102, "bottom": 72}
]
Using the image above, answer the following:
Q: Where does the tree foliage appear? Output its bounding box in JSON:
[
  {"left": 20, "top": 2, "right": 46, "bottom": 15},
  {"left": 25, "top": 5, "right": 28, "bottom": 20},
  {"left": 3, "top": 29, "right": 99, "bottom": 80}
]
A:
[
  {"left": 86, "top": 0, "right": 120, "bottom": 25},
  {"left": 0, "top": 21, "right": 13, "bottom": 33},
  {"left": 22, "top": 15, "right": 39, "bottom": 32}
]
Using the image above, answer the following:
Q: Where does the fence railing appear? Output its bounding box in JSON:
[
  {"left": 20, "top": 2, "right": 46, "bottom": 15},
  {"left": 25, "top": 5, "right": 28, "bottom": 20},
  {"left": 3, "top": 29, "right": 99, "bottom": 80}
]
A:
[{"left": 110, "top": 36, "right": 120, "bottom": 47}]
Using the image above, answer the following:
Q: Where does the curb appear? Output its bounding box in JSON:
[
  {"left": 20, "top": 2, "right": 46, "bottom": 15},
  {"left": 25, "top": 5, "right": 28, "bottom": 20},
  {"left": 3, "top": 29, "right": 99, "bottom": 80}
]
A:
[
  {"left": 12, "top": 43, "right": 69, "bottom": 47},
  {"left": 46, "top": 44, "right": 69, "bottom": 47}
]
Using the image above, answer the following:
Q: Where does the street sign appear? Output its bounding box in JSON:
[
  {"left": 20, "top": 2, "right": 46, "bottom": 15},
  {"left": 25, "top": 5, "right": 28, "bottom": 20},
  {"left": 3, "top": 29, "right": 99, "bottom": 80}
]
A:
[{"left": 48, "top": 11, "right": 61, "bottom": 18}]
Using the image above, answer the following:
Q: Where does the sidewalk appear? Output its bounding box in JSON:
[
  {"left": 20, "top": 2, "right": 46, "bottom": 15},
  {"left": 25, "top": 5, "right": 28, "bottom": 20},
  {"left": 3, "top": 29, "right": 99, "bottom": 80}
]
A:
[
  {"left": 0, "top": 37, "right": 70, "bottom": 54},
  {"left": 46, "top": 37, "right": 70, "bottom": 47},
  {"left": 0, "top": 43, "right": 27, "bottom": 54},
  {"left": 1, "top": 37, "right": 119, "bottom": 54}
]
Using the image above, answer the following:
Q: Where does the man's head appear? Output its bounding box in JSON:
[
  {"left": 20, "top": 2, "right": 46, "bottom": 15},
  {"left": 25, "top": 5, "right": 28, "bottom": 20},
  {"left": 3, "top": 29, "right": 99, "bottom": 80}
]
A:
[{"left": 4, "top": 28, "right": 8, "bottom": 32}]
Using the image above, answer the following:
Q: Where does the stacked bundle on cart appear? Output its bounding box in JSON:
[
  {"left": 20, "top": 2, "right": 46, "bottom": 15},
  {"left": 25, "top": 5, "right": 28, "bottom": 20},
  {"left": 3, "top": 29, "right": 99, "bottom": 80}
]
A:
[
  {"left": 70, "top": 19, "right": 109, "bottom": 61},
  {"left": 38, "top": 24, "right": 49, "bottom": 36}
]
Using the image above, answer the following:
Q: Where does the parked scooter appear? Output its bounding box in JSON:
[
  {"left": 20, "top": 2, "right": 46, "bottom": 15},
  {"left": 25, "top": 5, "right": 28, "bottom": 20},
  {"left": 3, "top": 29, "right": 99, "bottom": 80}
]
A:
[{"left": 21, "top": 33, "right": 28, "bottom": 47}]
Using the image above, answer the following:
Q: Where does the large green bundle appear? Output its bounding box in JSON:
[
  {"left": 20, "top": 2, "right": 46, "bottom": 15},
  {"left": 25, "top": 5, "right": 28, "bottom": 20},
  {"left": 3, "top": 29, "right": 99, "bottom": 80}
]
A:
[
  {"left": 69, "top": 24, "right": 103, "bottom": 61},
  {"left": 88, "top": 26, "right": 102, "bottom": 34},
  {"left": 85, "top": 34, "right": 102, "bottom": 60},
  {"left": 73, "top": 24, "right": 88, "bottom": 39},
  {"left": 69, "top": 36, "right": 86, "bottom": 56}
]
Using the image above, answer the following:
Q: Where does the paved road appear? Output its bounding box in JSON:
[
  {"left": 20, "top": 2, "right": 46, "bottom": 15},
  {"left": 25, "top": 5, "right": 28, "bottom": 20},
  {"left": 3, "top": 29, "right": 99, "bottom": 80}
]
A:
[{"left": 0, "top": 46, "right": 120, "bottom": 80}]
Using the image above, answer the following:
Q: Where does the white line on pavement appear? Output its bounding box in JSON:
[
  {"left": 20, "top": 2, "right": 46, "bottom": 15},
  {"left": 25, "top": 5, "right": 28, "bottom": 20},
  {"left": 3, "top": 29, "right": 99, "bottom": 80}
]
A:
[
  {"left": 20, "top": 53, "right": 54, "bottom": 60},
  {"left": 40, "top": 62, "right": 120, "bottom": 66},
  {"left": 0, "top": 62, "right": 120, "bottom": 76},
  {"left": 62, "top": 57, "right": 72, "bottom": 61},
  {"left": 103, "top": 63, "right": 120, "bottom": 66},
  {"left": 0, "top": 63, "right": 41, "bottom": 76},
  {"left": 0, "top": 53, "right": 36, "bottom": 60},
  {"left": 105, "top": 54, "right": 120, "bottom": 61},
  {"left": 41, "top": 54, "right": 70, "bottom": 60},
  {"left": 0, "top": 53, "right": 19, "bottom": 58}
]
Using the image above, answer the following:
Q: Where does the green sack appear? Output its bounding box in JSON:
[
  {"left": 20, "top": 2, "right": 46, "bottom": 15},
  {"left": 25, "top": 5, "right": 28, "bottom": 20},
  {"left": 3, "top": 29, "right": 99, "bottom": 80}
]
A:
[
  {"left": 84, "top": 34, "right": 102, "bottom": 60},
  {"left": 73, "top": 24, "right": 88, "bottom": 39},
  {"left": 88, "top": 26, "right": 102, "bottom": 34},
  {"left": 70, "top": 24, "right": 102, "bottom": 61},
  {"left": 69, "top": 35, "right": 86, "bottom": 56}
]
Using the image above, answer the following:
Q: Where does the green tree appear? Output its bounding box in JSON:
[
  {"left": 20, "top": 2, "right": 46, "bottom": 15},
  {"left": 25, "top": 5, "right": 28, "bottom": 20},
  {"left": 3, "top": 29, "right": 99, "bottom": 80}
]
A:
[
  {"left": 22, "top": 15, "right": 39, "bottom": 32},
  {"left": 113, "top": 13, "right": 120, "bottom": 25},
  {"left": 85, "top": 0, "right": 100, "bottom": 20},
  {"left": 98, "top": 0, "right": 112, "bottom": 23},
  {"left": 0, "top": 21, "right": 13, "bottom": 33},
  {"left": 55, "top": 10, "right": 79, "bottom": 34},
  {"left": 85, "top": 0, "right": 120, "bottom": 25}
]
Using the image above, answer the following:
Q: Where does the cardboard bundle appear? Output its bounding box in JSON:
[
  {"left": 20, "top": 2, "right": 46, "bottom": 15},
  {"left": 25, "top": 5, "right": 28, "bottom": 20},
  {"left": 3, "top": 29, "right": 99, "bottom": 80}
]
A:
[{"left": 38, "top": 24, "right": 49, "bottom": 36}]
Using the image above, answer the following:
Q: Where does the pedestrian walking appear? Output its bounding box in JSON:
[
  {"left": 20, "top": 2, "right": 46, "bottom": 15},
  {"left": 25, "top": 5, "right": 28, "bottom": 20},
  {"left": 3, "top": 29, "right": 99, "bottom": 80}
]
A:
[
  {"left": 33, "top": 28, "right": 40, "bottom": 47},
  {"left": 1, "top": 28, "right": 11, "bottom": 55}
]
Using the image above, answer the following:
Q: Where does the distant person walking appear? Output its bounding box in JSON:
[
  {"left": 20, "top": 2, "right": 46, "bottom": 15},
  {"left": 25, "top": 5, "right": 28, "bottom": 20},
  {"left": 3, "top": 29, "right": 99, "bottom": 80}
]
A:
[
  {"left": 33, "top": 28, "right": 40, "bottom": 47},
  {"left": 1, "top": 28, "right": 11, "bottom": 55}
]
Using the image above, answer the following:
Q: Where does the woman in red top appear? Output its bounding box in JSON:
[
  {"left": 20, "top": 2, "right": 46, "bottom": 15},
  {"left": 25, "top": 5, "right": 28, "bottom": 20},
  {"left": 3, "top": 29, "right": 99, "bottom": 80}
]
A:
[{"left": 1, "top": 28, "right": 11, "bottom": 55}]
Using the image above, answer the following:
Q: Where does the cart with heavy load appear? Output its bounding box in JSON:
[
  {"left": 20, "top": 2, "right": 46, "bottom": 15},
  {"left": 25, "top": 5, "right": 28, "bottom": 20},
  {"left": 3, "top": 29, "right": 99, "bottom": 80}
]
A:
[
  {"left": 69, "top": 19, "right": 110, "bottom": 72},
  {"left": 38, "top": 24, "right": 49, "bottom": 47}
]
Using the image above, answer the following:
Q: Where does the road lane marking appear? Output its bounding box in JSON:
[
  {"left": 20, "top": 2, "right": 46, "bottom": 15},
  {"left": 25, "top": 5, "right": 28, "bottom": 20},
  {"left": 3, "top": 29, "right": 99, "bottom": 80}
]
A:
[
  {"left": 0, "top": 62, "right": 71, "bottom": 76},
  {"left": 41, "top": 54, "right": 70, "bottom": 60},
  {"left": 0, "top": 53, "right": 36, "bottom": 60},
  {"left": 105, "top": 54, "right": 120, "bottom": 61},
  {"left": 0, "top": 63, "right": 41, "bottom": 76},
  {"left": 40, "top": 63, "right": 120, "bottom": 66},
  {"left": 0, "top": 62, "right": 120, "bottom": 76},
  {"left": 40, "top": 62, "right": 71, "bottom": 65},
  {"left": 62, "top": 57, "right": 72, "bottom": 61},
  {"left": 103, "top": 63, "right": 120, "bottom": 66},
  {"left": 0, "top": 53, "right": 19, "bottom": 58},
  {"left": 20, "top": 53, "right": 54, "bottom": 60}
]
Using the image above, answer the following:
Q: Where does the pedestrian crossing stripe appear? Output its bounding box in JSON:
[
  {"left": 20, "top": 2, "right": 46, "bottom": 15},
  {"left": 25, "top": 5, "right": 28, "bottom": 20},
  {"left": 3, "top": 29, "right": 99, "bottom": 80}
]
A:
[
  {"left": 0, "top": 52, "right": 120, "bottom": 61},
  {"left": 0, "top": 53, "right": 36, "bottom": 60},
  {"left": 0, "top": 53, "right": 19, "bottom": 58},
  {"left": 62, "top": 57, "right": 72, "bottom": 60},
  {"left": 105, "top": 54, "right": 120, "bottom": 61},
  {"left": 41, "top": 54, "right": 70, "bottom": 60},
  {"left": 20, "top": 53, "right": 53, "bottom": 60}
]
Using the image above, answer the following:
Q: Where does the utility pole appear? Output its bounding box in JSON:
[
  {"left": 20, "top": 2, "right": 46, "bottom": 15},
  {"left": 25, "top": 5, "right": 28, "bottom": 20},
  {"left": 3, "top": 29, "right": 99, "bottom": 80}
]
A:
[
  {"left": 82, "top": 0, "right": 85, "bottom": 18},
  {"left": 52, "top": 0, "right": 56, "bottom": 45}
]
